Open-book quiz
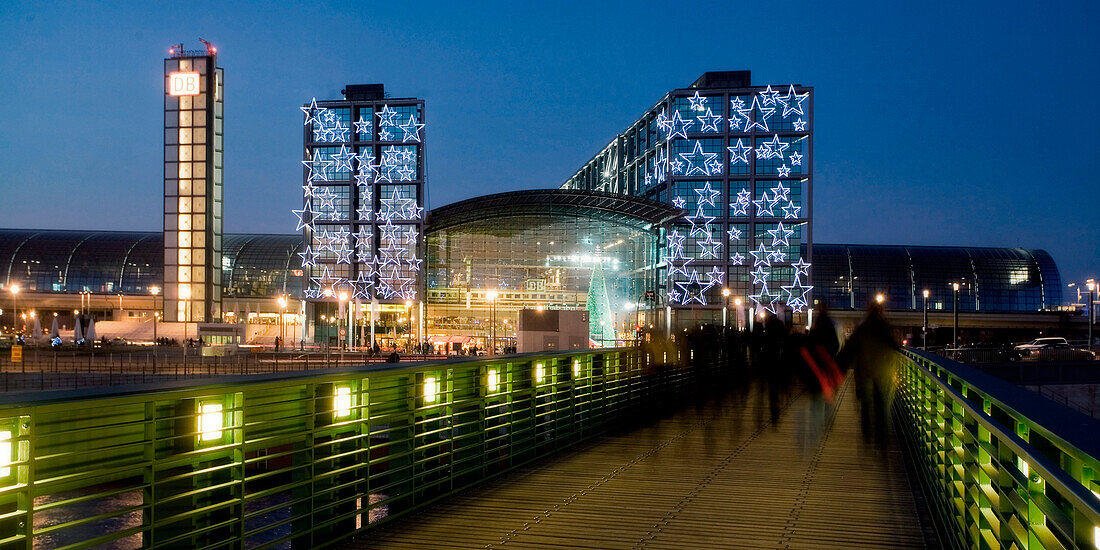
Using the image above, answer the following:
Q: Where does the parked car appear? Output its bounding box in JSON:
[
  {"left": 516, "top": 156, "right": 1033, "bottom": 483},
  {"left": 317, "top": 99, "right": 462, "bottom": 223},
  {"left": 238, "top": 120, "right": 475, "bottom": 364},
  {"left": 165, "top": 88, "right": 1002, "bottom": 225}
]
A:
[{"left": 1014, "top": 338, "right": 1094, "bottom": 361}]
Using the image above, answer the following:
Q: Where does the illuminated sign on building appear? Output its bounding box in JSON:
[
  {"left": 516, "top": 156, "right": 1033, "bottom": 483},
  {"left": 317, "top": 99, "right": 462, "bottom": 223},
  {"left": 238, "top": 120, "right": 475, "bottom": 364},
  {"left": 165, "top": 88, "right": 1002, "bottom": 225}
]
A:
[{"left": 168, "top": 72, "right": 201, "bottom": 96}]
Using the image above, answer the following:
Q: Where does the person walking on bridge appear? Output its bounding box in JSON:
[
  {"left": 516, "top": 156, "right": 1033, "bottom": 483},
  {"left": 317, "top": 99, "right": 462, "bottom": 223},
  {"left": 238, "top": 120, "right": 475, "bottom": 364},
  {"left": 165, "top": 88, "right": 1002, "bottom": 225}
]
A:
[{"left": 840, "top": 301, "right": 899, "bottom": 446}]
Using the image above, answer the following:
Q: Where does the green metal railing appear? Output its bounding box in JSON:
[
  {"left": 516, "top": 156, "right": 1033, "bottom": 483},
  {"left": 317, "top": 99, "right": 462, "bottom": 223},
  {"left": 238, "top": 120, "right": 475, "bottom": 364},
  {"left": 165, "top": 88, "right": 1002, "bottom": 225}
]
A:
[
  {"left": 0, "top": 347, "right": 704, "bottom": 549},
  {"left": 897, "top": 349, "right": 1100, "bottom": 549}
]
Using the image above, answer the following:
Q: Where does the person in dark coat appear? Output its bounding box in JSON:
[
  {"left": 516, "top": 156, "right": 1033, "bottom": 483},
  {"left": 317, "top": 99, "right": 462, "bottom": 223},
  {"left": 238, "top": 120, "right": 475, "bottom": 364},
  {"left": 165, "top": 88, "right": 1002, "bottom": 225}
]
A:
[{"left": 840, "top": 301, "right": 900, "bottom": 446}]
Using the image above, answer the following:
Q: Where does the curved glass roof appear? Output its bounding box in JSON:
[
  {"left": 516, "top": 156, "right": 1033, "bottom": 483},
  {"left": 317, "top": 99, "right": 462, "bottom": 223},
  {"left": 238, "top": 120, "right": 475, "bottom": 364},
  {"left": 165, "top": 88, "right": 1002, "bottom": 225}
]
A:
[
  {"left": 428, "top": 189, "right": 683, "bottom": 232},
  {"left": 0, "top": 229, "right": 300, "bottom": 297},
  {"left": 813, "top": 244, "right": 1061, "bottom": 312}
]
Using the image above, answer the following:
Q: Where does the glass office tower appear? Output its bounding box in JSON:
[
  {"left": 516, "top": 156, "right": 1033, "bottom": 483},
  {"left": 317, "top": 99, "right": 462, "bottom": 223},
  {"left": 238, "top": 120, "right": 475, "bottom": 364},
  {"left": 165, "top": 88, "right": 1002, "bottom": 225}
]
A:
[
  {"left": 163, "top": 43, "right": 224, "bottom": 323},
  {"left": 563, "top": 71, "right": 813, "bottom": 325},
  {"left": 297, "top": 85, "right": 426, "bottom": 344}
]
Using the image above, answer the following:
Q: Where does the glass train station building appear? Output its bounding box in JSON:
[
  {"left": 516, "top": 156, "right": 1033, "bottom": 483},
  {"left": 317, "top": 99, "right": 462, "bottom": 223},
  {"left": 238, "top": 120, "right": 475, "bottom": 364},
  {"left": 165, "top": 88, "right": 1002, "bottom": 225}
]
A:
[{"left": 0, "top": 70, "right": 1074, "bottom": 350}]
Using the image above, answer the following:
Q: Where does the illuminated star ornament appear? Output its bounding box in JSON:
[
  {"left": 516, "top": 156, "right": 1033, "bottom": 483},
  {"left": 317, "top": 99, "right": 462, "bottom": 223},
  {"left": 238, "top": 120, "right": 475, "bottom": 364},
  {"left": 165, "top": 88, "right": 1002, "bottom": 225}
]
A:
[
  {"left": 399, "top": 115, "right": 424, "bottom": 143},
  {"left": 678, "top": 141, "right": 720, "bottom": 176},
  {"left": 696, "top": 108, "right": 723, "bottom": 133},
  {"left": 728, "top": 139, "right": 753, "bottom": 165},
  {"left": 688, "top": 91, "right": 707, "bottom": 111}
]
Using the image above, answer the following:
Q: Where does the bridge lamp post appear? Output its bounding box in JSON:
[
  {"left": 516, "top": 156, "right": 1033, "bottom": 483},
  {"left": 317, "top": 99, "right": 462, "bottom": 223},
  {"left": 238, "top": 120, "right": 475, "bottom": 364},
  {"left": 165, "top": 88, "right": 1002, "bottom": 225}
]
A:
[
  {"left": 1087, "top": 279, "right": 1095, "bottom": 349},
  {"left": 952, "top": 282, "right": 960, "bottom": 349},
  {"left": 922, "top": 289, "right": 929, "bottom": 350},
  {"left": 150, "top": 286, "right": 160, "bottom": 373},
  {"left": 9, "top": 285, "right": 20, "bottom": 334},
  {"left": 733, "top": 298, "right": 742, "bottom": 331},
  {"left": 277, "top": 295, "right": 287, "bottom": 350},
  {"left": 721, "top": 288, "right": 730, "bottom": 329},
  {"left": 486, "top": 290, "right": 498, "bottom": 356},
  {"left": 180, "top": 285, "right": 191, "bottom": 356}
]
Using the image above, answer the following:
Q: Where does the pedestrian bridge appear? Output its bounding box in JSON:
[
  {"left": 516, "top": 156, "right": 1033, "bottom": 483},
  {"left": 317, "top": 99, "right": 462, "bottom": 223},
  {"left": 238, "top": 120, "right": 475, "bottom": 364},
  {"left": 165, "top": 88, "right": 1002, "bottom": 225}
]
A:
[{"left": 0, "top": 346, "right": 1096, "bottom": 549}]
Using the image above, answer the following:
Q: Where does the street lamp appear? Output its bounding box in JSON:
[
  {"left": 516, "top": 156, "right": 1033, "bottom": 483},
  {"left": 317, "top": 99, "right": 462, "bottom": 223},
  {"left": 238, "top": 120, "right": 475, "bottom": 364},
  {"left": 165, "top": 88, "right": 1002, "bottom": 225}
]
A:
[
  {"left": 339, "top": 291, "right": 350, "bottom": 351},
  {"left": 721, "top": 288, "right": 731, "bottom": 329},
  {"left": 277, "top": 295, "right": 287, "bottom": 350},
  {"left": 486, "top": 290, "right": 498, "bottom": 356},
  {"left": 875, "top": 293, "right": 885, "bottom": 305},
  {"left": 180, "top": 285, "right": 191, "bottom": 354},
  {"left": 404, "top": 299, "right": 413, "bottom": 353},
  {"left": 922, "top": 289, "right": 929, "bottom": 350},
  {"left": 9, "top": 284, "right": 20, "bottom": 334},
  {"left": 952, "top": 282, "right": 960, "bottom": 349},
  {"left": 1087, "top": 279, "right": 1095, "bottom": 350},
  {"left": 733, "top": 297, "right": 742, "bottom": 330},
  {"left": 150, "top": 286, "right": 160, "bottom": 372}
]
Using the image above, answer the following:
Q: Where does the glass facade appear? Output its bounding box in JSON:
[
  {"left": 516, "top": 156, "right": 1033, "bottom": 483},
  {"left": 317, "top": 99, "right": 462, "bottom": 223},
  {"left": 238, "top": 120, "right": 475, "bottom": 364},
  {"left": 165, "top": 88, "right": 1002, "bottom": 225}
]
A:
[
  {"left": 561, "top": 71, "right": 813, "bottom": 322},
  {"left": 164, "top": 52, "right": 224, "bottom": 323},
  {"left": 424, "top": 191, "right": 670, "bottom": 345},
  {"left": 0, "top": 230, "right": 297, "bottom": 298},
  {"left": 811, "top": 244, "right": 1061, "bottom": 312},
  {"left": 297, "top": 88, "right": 426, "bottom": 310},
  {"left": 0, "top": 230, "right": 1062, "bottom": 315}
]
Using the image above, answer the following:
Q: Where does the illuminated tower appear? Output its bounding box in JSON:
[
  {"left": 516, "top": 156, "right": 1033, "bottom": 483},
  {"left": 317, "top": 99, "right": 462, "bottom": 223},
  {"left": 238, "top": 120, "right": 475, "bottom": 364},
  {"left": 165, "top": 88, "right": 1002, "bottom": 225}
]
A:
[
  {"left": 163, "top": 42, "right": 224, "bottom": 324},
  {"left": 562, "top": 71, "right": 813, "bottom": 326},
  {"left": 296, "top": 85, "right": 426, "bottom": 344}
]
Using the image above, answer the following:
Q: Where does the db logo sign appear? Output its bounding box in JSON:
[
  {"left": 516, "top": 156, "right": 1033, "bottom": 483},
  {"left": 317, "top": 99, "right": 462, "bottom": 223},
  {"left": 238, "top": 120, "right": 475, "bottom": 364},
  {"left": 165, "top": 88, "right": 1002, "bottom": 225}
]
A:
[{"left": 169, "top": 72, "right": 200, "bottom": 96}]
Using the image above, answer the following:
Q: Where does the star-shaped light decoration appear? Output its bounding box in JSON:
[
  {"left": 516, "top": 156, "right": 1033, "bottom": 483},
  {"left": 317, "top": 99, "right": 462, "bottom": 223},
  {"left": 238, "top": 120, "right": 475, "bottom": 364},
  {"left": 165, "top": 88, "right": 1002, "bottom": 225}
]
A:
[
  {"left": 688, "top": 91, "right": 707, "bottom": 111},
  {"left": 396, "top": 166, "right": 416, "bottom": 181},
  {"left": 666, "top": 110, "right": 693, "bottom": 140},
  {"left": 768, "top": 222, "right": 795, "bottom": 247},
  {"left": 705, "top": 266, "right": 725, "bottom": 286},
  {"left": 728, "top": 139, "right": 753, "bottom": 165},
  {"left": 789, "top": 151, "right": 803, "bottom": 166},
  {"left": 791, "top": 258, "right": 811, "bottom": 278},
  {"left": 330, "top": 145, "right": 356, "bottom": 173},
  {"left": 760, "top": 135, "right": 790, "bottom": 160},
  {"left": 777, "top": 85, "right": 808, "bottom": 118},
  {"left": 292, "top": 202, "right": 316, "bottom": 231},
  {"left": 730, "top": 252, "right": 746, "bottom": 266},
  {"left": 777, "top": 165, "right": 791, "bottom": 177},
  {"left": 696, "top": 108, "right": 723, "bottom": 133},
  {"left": 742, "top": 95, "right": 775, "bottom": 132},
  {"left": 731, "top": 96, "right": 746, "bottom": 110},
  {"left": 782, "top": 277, "right": 813, "bottom": 311},
  {"left": 698, "top": 232, "right": 722, "bottom": 259},
  {"left": 375, "top": 105, "right": 399, "bottom": 128},
  {"left": 750, "top": 266, "right": 770, "bottom": 285},
  {"left": 727, "top": 227, "right": 742, "bottom": 241},
  {"left": 750, "top": 244, "right": 774, "bottom": 267},
  {"left": 695, "top": 181, "right": 721, "bottom": 207},
  {"left": 759, "top": 85, "right": 781, "bottom": 106},
  {"left": 298, "top": 245, "right": 319, "bottom": 267},
  {"left": 355, "top": 227, "right": 373, "bottom": 248},
  {"left": 399, "top": 115, "right": 424, "bottom": 142},
  {"left": 655, "top": 110, "right": 670, "bottom": 134},
  {"left": 751, "top": 284, "right": 783, "bottom": 314},
  {"left": 686, "top": 208, "right": 716, "bottom": 238},
  {"left": 675, "top": 270, "right": 712, "bottom": 305},
  {"left": 302, "top": 150, "right": 333, "bottom": 182},
  {"left": 793, "top": 119, "right": 807, "bottom": 131},
  {"left": 771, "top": 182, "right": 790, "bottom": 200},
  {"left": 672, "top": 197, "right": 687, "bottom": 209},
  {"left": 301, "top": 98, "right": 325, "bottom": 126},
  {"left": 351, "top": 272, "right": 373, "bottom": 299},
  {"left": 667, "top": 229, "right": 687, "bottom": 251},
  {"left": 334, "top": 243, "right": 354, "bottom": 264},
  {"left": 679, "top": 141, "right": 719, "bottom": 176},
  {"left": 781, "top": 202, "right": 801, "bottom": 219},
  {"left": 354, "top": 115, "right": 371, "bottom": 137},
  {"left": 754, "top": 194, "right": 777, "bottom": 217}
]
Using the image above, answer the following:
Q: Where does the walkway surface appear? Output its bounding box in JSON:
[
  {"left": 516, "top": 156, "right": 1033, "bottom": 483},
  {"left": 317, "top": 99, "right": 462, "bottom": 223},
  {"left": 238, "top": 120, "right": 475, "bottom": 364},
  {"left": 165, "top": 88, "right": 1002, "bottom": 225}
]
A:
[{"left": 345, "top": 380, "right": 932, "bottom": 549}]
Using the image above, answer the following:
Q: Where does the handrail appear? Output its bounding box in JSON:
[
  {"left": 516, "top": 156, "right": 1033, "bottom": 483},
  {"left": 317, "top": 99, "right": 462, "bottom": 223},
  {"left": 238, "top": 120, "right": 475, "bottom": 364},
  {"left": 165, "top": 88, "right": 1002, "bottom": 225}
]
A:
[
  {"left": 897, "top": 348, "right": 1100, "bottom": 549},
  {"left": 0, "top": 347, "right": 705, "bottom": 549}
]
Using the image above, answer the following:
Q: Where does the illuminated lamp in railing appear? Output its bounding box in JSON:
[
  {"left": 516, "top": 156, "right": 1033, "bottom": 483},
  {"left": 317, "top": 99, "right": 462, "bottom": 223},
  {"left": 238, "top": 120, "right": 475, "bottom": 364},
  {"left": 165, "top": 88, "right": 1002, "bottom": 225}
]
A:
[
  {"left": 334, "top": 386, "right": 353, "bottom": 419},
  {"left": 199, "top": 402, "right": 224, "bottom": 443},
  {"left": 535, "top": 363, "right": 546, "bottom": 385},
  {"left": 0, "top": 430, "right": 10, "bottom": 477},
  {"left": 487, "top": 369, "right": 500, "bottom": 394},
  {"left": 424, "top": 376, "right": 439, "bottom": 404}
]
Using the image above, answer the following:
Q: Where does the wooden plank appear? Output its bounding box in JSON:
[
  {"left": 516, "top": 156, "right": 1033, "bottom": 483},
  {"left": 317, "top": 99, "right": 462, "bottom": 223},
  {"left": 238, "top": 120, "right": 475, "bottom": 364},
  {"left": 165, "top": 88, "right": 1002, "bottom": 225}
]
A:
[{"left": 345, "top": 381, "right": 929, "bottom": 549}]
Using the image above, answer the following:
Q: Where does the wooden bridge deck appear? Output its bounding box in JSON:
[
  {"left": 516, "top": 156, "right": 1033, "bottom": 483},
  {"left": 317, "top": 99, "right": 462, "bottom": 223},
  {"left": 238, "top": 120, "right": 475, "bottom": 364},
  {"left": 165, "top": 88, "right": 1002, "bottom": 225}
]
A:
[{"left": 344, "top": 380, "right": 933, "bottom": 549}]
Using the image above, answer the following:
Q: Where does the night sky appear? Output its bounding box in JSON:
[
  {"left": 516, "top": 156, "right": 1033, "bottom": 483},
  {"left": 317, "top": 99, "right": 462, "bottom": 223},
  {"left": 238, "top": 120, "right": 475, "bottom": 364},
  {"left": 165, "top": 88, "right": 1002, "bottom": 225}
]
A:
[{"left": 1, "top": 1, "right": 1097, "bottom": 298}]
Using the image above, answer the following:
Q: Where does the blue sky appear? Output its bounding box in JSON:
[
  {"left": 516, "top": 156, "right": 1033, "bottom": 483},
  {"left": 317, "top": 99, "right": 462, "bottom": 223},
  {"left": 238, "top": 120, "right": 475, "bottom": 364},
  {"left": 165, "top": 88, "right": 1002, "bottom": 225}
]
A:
[{"left": 1, "top": 0, "right": 1097, "bottom": 293}]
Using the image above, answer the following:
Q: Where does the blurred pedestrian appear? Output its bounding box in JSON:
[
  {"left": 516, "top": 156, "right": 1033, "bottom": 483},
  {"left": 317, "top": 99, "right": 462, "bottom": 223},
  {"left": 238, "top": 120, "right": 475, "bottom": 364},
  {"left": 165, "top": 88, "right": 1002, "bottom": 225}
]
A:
[{"left": 840, "top": 301, "right": 899, "bottom": 446}]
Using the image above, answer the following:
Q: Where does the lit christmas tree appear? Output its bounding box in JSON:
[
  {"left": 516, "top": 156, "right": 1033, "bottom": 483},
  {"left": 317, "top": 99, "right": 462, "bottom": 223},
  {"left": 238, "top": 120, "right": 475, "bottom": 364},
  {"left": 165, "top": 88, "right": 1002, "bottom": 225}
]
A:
[{"left": 586, "top": 260, "right": 615, "bottom": 346}]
